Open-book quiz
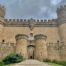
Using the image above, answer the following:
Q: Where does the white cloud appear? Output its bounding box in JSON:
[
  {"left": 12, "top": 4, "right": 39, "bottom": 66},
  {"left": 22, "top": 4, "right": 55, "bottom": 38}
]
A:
[
  {"left": 51, "top": 0, "right": 62, "bottom": 5},
  {"left": 40, "top": 7, "right": 48, "bottom": 13}
]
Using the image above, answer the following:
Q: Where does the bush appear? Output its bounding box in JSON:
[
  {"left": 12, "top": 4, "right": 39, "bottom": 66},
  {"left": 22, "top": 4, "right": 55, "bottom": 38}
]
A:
[{"left": 2, "top": 53, "right": 23, "bottom": 64}]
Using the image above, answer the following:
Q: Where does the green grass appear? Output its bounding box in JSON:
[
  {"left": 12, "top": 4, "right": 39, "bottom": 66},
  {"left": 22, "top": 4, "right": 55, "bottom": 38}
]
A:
[
  {"left": 43, "top": 59, "right": 66, "bottom": 66},
  {"left": 48, "top": 62, "right": 63, "bottom": 66},
  {"left": 0, "top": 64, "right": 13, "bottom": 66},
  {"left": 0, "top": 64, "right": 11, "bottom": 66}
]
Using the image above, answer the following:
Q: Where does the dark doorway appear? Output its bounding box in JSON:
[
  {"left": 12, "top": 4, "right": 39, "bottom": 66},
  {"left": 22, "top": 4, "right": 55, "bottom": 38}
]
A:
[
  {"left": 30, "top": 56, "right": 33, "bottom": 59},
  {"left": 29, "top": 51, "right": 34, "bottom": 59}
]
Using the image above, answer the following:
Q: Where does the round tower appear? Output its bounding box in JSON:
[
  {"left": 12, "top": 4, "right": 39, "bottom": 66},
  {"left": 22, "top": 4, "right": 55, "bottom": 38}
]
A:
[
  {"left": 57, "top": 5, "right": 66, "bottom": 61},
  {"left": 57, "top": 5, "right": 66, "bottom": 44},
  {"left": 34, "top": 34, "right": 47, "bottom": 61},
  {"left": 0, "top": 4, "right": 5, "bottom": 25},
  {"left": 15, "top": 34, "right": 28, "bottom": 59},
  {"left": 0, "top": 5, "right": 5, "bottom": 25},
  {"left": 0, "top": 5, "right": 5, "bottom": 18},
  {"left": 0, "top": 5, "right": 5, "bottom": 41}
]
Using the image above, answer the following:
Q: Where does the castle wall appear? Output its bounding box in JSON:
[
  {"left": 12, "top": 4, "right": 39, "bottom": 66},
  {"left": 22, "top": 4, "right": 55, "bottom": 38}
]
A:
[
  {"left": 58, "top": 24, "right": 66, "bottom": 61},
  {"left": 1, "top": 26, "right": 60, "bottom": 43},
  {"left": 33, "top": 27, "right": 60, "bottom": 43},
  {"left": 1, "top": 27, "right": 30, "bottom": 43},
  {"left": 47, "top": 42, "right": 60, "bottom": 61},
  {"left": 59, "top": 24, "right": 66, "bottom": 44},
  {"left": 0, "top": 26, "right": 61, "bottom": 60},
  {"left": 0, "top": 42, "right": 15, "bottom": 59}
]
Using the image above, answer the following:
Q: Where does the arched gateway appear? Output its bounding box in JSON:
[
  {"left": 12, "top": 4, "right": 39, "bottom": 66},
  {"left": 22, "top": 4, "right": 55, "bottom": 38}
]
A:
[{"left": 15, "top": 34, "right": 47, "bottom": 61}]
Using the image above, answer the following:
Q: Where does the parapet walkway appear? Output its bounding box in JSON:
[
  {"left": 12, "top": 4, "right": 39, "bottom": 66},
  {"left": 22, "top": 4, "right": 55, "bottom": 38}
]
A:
[{"left": 14, "top": 59, "right": 51, "bottom": 66}]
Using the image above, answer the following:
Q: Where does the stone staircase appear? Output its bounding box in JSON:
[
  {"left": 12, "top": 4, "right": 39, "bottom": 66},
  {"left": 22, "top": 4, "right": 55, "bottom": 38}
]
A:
[{"left": 14, "top": 59, "right": 51, "bottom": 66}]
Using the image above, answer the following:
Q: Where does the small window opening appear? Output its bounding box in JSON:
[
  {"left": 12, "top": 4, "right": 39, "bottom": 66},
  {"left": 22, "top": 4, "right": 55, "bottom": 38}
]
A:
[
  {"left": 57, "top": 40, "right": 59, "bottom": 43},
  {"left": 2, "top": 40, "right": 5, "bottom": 43}
]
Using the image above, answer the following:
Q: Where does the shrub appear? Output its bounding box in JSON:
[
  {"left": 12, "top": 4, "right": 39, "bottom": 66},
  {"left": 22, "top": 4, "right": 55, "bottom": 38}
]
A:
[
  {"left": 51, "top": 60, "right": 58, "bottom": 64},
  {"left": 2, "top": 53, "right": 23, "bottom": 64}
]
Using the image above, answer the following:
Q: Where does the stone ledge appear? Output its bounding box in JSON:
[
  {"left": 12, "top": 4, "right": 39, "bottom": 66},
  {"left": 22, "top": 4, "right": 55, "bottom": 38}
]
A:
[
  {"left": 34, "top": 34, "right": 47, "bottom": 40},
  {"left": 15, "top": 34, "right": 28, "bottom": 40}
]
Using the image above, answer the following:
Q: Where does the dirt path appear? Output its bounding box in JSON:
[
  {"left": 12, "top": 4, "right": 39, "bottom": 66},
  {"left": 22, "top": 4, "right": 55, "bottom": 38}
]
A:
[{"left": 13, "top": 59, "right": 51, "bottom": 66}]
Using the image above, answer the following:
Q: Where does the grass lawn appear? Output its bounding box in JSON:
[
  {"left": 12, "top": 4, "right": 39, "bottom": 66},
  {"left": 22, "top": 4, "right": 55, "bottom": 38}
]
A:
[
  {"left": 3, "top": 64, "right": 14, "bottom": 66},
  {"left": 48, "top": 63, "right": 63, "bottom": 66}
]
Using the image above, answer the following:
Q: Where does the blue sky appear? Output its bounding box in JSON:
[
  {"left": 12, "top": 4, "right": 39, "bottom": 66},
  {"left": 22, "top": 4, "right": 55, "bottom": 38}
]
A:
[{"left": 0, "top": 0, "right": 65, "bottom": 19}]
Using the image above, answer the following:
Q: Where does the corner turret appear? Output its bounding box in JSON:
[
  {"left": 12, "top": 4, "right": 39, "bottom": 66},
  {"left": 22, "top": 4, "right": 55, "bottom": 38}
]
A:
[
  {"left": 0, "top": 5, "right": 6, "bottom": 26},
  {"left": 57, "top": 5, "right": 66, "bottom": 24},
  {"left": 0, "top": 5, "right": 5, "bottom": 18}
]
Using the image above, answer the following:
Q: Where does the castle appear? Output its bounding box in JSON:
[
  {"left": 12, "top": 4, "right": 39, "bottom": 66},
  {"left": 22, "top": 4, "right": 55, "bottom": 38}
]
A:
[{"left": 0, "top": 4, "right": 66, "bottom": 61}]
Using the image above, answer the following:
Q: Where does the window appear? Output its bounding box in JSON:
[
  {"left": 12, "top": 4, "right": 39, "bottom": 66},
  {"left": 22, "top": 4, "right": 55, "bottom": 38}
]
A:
[{"left": 2, "top": 40, "right": 5, "bottom": 42}]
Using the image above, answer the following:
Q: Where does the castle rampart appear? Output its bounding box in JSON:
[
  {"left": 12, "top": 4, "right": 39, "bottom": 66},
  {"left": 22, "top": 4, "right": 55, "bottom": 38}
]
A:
[{"left": 3, "top": 19, "right": 58, "bottom": 27}]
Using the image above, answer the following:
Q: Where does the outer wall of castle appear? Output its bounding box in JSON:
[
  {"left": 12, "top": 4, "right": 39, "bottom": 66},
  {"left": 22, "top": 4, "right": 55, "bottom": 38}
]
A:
[
  {"left": 0, "top": 5, "right": 66, "bottom": 61},
  {"left": 0, "top": 25, "right": 64, "bottom": 61}
]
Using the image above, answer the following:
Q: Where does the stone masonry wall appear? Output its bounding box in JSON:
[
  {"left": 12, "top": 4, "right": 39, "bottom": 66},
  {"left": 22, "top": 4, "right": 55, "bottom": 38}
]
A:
[
  {"left": 47, "top": 42, "right": 60, "bottom": 61},
  {"left": 34, "top": 34, "right": 47, "bottom": 61},
  {"left": 15, "top": 34, "right": 28, "bottom": 59},
  {"left": 0, "top": 42, "right": 16, "bottom": 59}
]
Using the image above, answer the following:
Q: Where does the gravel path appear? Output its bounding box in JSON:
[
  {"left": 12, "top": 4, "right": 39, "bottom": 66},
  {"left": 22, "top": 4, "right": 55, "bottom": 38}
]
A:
[{"left": 13, "top": 59, "right": 51, "bottom": 66}]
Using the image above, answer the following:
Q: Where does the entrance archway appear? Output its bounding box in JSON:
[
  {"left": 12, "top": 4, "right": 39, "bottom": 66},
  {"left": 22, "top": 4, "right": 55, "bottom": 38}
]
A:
[{"left": 27, "top": 45, "right": 35, "bottom": 59}]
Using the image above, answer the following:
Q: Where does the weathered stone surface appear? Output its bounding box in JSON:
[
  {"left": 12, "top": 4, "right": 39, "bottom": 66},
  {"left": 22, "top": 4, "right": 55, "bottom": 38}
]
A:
[{"left": 16, "top": 34, "right": 28, "bottom": 59}]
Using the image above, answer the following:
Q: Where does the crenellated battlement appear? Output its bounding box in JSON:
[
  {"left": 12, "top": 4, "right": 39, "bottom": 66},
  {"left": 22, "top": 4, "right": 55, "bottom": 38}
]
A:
[
  {"left": 4, "top": 19, "right": 57, "bottom": 23},
  {"left": 0, "top": 4, "right": 5, "bottom": 10},
  {"left": 57, "top": 5, "right": 66, "bottom": 14},
  {"left": 4, "top": 18, "right": 58, "bottom": 27},
  {"left": 57, "top": 5, "right": 66, "bottom": 25}
]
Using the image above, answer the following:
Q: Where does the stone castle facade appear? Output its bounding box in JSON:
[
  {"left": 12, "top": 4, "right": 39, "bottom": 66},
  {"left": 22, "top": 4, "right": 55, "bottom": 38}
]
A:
[{"left": 0, "top": 5, "right": 66, "bottom": 61}]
